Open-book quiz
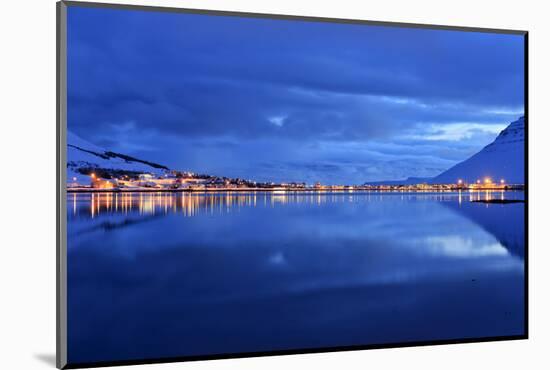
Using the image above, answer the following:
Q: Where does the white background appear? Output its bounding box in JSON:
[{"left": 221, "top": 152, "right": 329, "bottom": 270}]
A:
[{"left": 1, "top": 0, "right": 549, "bottom": 369}]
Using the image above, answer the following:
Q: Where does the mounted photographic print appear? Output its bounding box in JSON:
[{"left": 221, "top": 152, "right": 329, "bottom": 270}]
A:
[{"left": 56, "top": 1, "right": 528, "bottom": 368}]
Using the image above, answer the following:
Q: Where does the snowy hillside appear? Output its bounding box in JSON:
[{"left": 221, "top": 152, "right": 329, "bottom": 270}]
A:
[
  {"left": 67, "top": 131, "right": 169, "bottom": 184},
  {"left": 432, "top": 116, "right": 525, "bottom": 184}
]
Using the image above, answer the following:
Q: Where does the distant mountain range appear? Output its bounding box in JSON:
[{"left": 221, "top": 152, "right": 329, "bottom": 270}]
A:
[
  {"left": 366, "top": 116, "right": 525, "bottom": 185},
  {"left": 364, "top": 177, "right": 433, "bottom": 186}
]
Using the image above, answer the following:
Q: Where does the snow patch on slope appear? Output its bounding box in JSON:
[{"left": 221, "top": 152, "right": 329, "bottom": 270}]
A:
[{"left": 67, "top": 131, "right": 169, "bottom": 183}]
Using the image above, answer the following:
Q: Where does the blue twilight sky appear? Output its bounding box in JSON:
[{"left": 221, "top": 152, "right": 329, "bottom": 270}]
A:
[{"left": 67, "top": 6, "right": 524, "bottom": 184}]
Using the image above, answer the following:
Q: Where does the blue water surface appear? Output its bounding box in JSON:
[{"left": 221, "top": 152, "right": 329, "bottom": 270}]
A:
[{"left": 67, "top": 191, "right": 525, "bottom": 364}]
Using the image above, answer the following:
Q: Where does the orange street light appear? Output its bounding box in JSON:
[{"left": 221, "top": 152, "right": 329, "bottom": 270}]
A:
[{"left": 484, "top": 177, "right": 492, "bottom": 184}]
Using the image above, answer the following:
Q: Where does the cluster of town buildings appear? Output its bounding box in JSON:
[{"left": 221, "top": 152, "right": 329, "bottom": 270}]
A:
[
  {"left": 361, "top": 178, "right": 522, "bottom": 192},
  {"left": 68, "top": 170, "right": 308, "bottom": 191},
  {"left": 67, "top": 171, "right": 522, "bottom": 192}
]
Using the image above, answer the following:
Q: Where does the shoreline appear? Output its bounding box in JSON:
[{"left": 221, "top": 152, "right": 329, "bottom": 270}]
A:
[{"left": 66, "top": 187, "right": 525, "bottom": 193}]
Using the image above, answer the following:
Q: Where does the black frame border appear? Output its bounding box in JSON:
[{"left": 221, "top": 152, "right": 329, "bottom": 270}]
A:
[{"left": 56, "top": 1, "right": 529, "bottom": 369}]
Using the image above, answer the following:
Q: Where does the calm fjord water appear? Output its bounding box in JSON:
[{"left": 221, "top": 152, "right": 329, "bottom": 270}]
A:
[{"left": 67, "top": 191, "right": 525, "bottom": 363}]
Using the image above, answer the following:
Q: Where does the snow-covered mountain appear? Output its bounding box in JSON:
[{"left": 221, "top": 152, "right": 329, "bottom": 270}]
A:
[
  {"left": 363, "top": 116, "right": 525, "bottom": 186},
  {"left": 67, "top": 131, "right": 169, "bottom": 184},
  {"left": 431, "top": 116, "right": 525, "bottom": 184}
]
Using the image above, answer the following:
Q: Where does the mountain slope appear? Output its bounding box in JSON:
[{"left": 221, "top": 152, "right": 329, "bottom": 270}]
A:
[
  {"left": 67, "top": 132, "right": 169, "bottom": 183},
  {"left": 431, "top": 116, "right": 525, "bottom": 184}
]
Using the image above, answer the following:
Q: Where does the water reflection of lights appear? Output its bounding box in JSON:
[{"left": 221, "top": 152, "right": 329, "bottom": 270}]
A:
[{"left": 67, "top": 191, "right": 524, "bottom": 219}]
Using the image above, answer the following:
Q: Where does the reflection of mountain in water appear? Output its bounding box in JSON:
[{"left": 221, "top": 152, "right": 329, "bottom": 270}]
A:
[
  {"left": 444, "top": 200, "right": 525, "bottom": 259},
  {"left": 69, "top": 213, "right": 164, "bottom": 238}
]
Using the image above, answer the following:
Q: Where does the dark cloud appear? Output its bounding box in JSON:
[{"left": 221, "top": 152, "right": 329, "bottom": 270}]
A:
[{"left": 67, "top": 6, "right": 524, "bottom": 183}]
